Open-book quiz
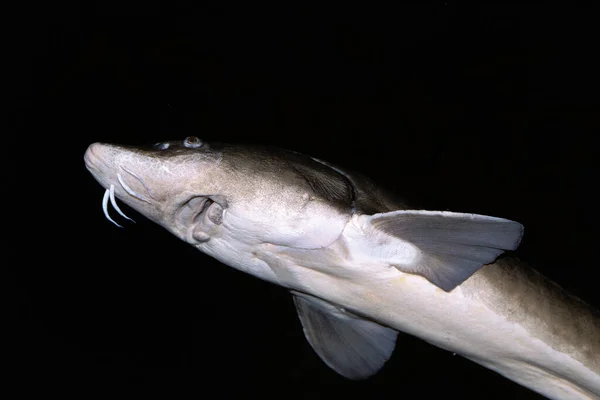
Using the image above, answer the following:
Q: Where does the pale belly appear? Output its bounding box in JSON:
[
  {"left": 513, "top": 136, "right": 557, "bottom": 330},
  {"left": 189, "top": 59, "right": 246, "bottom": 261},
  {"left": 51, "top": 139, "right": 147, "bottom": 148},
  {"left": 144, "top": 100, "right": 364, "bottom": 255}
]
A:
[
  {"left": 251, "top": 241, "right": 600, "bottom": 400},
  {"left": 197, "top": 220, "right": 600, "bottom": 399}
]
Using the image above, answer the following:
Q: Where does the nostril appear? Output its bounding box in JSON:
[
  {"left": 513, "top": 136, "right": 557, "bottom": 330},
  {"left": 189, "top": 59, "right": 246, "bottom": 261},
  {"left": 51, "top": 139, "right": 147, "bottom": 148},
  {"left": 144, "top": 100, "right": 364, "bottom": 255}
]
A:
[
  {"left": 184, "top": 136, "right": 203, "bottom": 148},
  {"left": 154, "top": 142, "right": 170, "bottom": 150}
]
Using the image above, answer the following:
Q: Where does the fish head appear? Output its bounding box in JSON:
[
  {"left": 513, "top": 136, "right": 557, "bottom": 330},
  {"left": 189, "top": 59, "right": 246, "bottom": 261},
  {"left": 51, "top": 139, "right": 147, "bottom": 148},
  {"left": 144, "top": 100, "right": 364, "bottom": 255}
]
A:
[{"left": 84, "top": 137, "right": 354, "bottom": 250}]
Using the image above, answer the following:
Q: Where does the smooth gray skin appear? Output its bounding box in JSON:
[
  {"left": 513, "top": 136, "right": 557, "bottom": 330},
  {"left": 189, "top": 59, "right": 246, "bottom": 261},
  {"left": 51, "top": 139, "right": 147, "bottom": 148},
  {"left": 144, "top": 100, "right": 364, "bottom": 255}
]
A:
[
  {"left": 85, "top": 138, "right": 600, "bottom": 399},
  {"left": 463, "top": 258, "right": 600, "bottom": 374}
]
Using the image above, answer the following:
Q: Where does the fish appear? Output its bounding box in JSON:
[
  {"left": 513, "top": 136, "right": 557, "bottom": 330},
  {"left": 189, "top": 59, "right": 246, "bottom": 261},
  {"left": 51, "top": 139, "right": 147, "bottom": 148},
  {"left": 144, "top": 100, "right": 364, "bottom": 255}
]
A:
[{"left": 84, "top": 136, "right": 600, "bottom": 399}]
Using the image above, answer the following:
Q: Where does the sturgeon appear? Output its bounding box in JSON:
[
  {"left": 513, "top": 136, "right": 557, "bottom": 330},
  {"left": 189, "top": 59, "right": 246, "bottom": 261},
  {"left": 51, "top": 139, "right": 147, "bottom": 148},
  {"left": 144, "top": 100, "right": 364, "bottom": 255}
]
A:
[{"left": 84, "top": 137, "right": 600, "bottom": 399}]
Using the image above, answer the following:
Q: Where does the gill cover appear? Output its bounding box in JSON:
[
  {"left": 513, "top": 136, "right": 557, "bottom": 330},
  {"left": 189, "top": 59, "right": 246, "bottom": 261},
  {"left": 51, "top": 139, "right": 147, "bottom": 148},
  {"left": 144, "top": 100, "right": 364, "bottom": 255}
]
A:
[{"left": 196, "top": 146, "right": 358, "bottom": 249}]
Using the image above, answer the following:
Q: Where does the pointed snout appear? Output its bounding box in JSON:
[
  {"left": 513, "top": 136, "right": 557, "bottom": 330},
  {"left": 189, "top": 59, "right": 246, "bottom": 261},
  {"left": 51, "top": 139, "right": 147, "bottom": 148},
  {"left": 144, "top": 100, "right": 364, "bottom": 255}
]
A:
[
  {"left": 84, "top": 142, "right": 108, "bottom": 172},
  {"left": 84, "top": 142, "right": 129, "bottom": 176},
  {"left": 84, "top": 142, "right": 124, "bottom": 190}
]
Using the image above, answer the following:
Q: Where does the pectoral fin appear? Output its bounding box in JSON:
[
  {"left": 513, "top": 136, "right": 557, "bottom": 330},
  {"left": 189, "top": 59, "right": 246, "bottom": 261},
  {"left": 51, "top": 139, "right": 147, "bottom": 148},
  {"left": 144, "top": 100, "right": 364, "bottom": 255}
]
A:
[
  {"left": 292, "top": 291, "right": 397, "bottom": 380},
  {"left": 364, "top": 210, "right": 524, "bottom": 291}
]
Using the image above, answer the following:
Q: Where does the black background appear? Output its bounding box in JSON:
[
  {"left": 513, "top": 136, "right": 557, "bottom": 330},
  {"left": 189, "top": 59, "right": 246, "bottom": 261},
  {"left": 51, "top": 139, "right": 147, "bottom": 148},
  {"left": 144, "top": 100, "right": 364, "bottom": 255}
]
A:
[{"left": 12, "top": 4, "right": 599, "bottom": 399}]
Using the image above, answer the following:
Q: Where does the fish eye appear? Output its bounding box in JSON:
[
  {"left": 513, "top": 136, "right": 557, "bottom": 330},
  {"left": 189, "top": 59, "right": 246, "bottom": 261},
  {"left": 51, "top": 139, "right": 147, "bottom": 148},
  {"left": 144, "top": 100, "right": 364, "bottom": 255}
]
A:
[
  {"left": 153, "top": 142, "right": 170, "bottom": 150},
  {"left": 184, "top": 136, "right": 203, "bottom": 148}
]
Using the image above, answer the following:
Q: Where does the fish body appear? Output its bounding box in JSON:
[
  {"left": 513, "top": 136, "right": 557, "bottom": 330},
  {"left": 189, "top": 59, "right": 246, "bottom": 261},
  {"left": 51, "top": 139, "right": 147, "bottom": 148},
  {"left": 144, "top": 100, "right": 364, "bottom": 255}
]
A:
[{"left": 84, "top": 137, "right": 600, "bottom": 399}]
